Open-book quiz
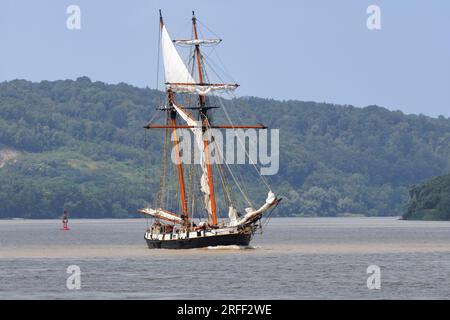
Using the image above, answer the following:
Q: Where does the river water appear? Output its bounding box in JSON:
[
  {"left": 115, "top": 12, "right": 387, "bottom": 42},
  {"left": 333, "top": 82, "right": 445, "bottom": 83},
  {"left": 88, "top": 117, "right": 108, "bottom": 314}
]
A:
[{"left": 0, "top": 217, "right": 450, "bottom": 299}]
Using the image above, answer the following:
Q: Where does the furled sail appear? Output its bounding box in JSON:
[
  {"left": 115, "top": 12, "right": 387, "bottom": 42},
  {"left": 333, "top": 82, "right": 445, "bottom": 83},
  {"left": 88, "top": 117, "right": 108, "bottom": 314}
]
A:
[
  {"left": 173, "top": 39, "right": 222, "bottom": 45},
  {"left": 228, "top": 191, "right": 278, "bottom": 227},
  {"left": 138, "top": 207, "right": 183, "bottom": 224},
  {"left": 172, "top": 103, "right": 213, "bottom": 220},
  {"left": 166, "top": 83, "right": 239, "bottom": 96}
]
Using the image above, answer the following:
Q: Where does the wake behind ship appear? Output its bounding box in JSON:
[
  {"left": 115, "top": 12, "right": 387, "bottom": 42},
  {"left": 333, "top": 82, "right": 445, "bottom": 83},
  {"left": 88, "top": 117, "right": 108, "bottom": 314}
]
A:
[{"left": 139, "top": 11, "right": 280, "bottom": 249}]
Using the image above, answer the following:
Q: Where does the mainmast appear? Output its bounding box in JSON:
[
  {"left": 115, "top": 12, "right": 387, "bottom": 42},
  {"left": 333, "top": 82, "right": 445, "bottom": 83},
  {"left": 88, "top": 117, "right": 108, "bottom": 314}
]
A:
[{"left": 192, "top": 11, "right": 218, "bottom": 226}]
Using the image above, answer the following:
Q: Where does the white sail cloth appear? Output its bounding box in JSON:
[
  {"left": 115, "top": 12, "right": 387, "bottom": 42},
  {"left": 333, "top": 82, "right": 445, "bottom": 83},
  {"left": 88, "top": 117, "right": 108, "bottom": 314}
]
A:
[
  {"left": 161, "top": 25, "right": 195, "bottom": 85},
  {"left": 138, "top": 207, "right": 183, "bottom": 224},
  {"left": 228, "top": 191, "right": 278, "bottom": 227},
  {"left": 172, "top": 103, "right": 213, "bottom": 220}
]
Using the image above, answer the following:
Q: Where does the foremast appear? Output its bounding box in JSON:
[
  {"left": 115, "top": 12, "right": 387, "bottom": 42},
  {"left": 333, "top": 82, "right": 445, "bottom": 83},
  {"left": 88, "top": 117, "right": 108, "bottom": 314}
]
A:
[{"left": 161, "top": 13, "right": 190, "bottom": 228}]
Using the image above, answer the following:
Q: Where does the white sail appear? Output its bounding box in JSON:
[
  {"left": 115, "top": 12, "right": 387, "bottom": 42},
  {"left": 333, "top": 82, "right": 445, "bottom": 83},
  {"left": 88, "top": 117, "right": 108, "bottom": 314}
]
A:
[
  {"left": 161, "top": 25, "right": 195, "bottom": 84},
  {"left": 172, "top": 103, "right": 213, "bottom": 220}
]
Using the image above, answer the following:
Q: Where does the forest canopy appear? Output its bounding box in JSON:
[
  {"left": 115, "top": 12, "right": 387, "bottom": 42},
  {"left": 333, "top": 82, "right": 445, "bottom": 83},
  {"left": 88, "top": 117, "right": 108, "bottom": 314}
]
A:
[
  {"left": 403, "top": 174, "right": 450, "bottom": 220},
  {"left": 1, "top": 78, "right": 450, "bottom": 219}
]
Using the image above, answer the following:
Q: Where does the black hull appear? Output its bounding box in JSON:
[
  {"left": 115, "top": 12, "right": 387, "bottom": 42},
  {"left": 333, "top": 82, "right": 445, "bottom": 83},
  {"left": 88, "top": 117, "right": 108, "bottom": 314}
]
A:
[{"left": 145, "top": 232, "right": 252, "bottom": 249}]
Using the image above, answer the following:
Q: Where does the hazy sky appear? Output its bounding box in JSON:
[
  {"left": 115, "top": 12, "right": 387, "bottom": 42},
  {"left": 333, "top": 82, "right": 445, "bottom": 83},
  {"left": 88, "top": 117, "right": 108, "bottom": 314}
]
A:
[{"left": 1, "top": 0, "right": 449, "bottom": 117}]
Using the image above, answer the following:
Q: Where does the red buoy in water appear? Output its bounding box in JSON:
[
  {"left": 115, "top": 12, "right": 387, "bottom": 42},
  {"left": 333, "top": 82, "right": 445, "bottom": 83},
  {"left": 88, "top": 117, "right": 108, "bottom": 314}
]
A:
[{"left": 62, "top": 209, "right": 70, "bottom": 231}]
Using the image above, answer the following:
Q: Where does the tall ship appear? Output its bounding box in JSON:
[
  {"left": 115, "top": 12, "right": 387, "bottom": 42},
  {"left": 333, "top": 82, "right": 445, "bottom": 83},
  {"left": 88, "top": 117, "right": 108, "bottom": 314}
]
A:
[{"left": 139, "top": 11, "right": 280, "bottom": 249}]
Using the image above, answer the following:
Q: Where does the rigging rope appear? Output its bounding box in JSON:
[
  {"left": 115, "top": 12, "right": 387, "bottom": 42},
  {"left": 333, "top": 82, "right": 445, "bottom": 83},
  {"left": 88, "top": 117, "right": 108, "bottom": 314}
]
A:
[
  {"left": 217, "top": 96, "right": 272, "bottom": 192},
  {"left": 158, "top": 118, "right": 169, "bottom": 208},
  {"left": 204, "top": 116, "right": 254, "bottom": 208},
  {"left": 261, "top": 199, "right": 281, "bottom": 233},
  {"left": 199, "top": 50, "right": 272, "bottom": 192}
]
